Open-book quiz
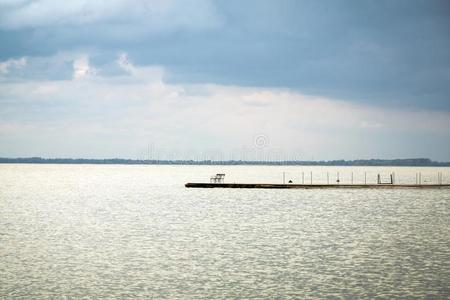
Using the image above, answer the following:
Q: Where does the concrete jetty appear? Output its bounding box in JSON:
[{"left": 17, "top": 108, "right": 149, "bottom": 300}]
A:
[{"left": 185, "top": 183, "right": 450, "bottom": 189}]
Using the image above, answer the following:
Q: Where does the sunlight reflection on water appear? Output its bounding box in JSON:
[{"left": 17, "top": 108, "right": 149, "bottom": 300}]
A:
[{"left": 1, "top": 164, "right": 449, "bottom": 298}]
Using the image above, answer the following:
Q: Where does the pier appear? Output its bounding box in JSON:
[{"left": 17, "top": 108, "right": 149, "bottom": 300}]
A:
[
  {"left": 186, "top": 171, "right": 450, "bottom": 189},
  {"left": 185, "top": 183, "right": 450, "bottom": 189}
]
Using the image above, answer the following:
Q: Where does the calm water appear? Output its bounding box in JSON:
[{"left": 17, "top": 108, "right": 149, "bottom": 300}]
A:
[{"left": 1, "top": 164, "right": 449, "bottom": 299}]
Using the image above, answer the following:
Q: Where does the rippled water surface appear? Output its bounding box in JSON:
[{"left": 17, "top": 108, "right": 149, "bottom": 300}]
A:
[{"left": 1, "top": 164, "right": 450, "bottom": 298}]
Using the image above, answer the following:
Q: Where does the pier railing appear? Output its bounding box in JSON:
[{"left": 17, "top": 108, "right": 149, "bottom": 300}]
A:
[{"left": 278, "top": 170, "right": 448, "bottom": 185}]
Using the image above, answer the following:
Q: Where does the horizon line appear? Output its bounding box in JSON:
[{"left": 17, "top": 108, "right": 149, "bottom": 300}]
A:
[{"left": 1, "top": 157, "right": 449, "bottom": 167}]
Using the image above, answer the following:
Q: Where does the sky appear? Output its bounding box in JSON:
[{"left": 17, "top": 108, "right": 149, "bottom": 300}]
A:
[{"left": 0, "top": 0, "right": 450, "bottom": 161}]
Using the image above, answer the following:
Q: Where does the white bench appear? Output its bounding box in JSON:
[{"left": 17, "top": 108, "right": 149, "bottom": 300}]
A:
[{"left": 210, "top": 173, "right": 225, "bottom": 183}]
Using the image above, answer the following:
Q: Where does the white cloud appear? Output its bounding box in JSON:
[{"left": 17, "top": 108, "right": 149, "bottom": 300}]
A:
[
  {"left": 0, "top": 0, "right": 222, "bottom": 31},
  {"left": 1, "top": 54, "right": 450, "bottom": 160},
  {"left": 117, "top": 53, "right": 136, "bottom": 75},
  {"left": 0, "top": 0, "right": 29, "bottom": 7},
  {"left": 72, "top": 56, "right": 96, "bottom": 80},
  {"left": 0, "top": 57, "right": 27, "bottom": 74}
]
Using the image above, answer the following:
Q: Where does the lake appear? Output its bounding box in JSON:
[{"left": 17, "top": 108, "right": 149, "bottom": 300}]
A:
[{"left": 1, "top": 164, "right": 449, "bottom": 298}]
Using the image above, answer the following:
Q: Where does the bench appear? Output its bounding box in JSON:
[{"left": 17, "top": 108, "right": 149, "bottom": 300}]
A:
[{"left": 210, "top": 173, "right": 225, "bottom": 183}]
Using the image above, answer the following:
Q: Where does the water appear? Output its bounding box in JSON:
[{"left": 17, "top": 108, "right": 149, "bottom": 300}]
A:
[{"left": 1, "top": 164, "right": 449, "bottom": 298}]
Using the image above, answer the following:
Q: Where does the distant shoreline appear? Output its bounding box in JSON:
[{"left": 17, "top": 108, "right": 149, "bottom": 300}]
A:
[{"left": 0, "top": 157, "right": 449, "bottom": 167}]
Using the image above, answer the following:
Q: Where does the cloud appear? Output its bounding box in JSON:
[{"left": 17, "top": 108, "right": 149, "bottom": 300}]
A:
[
  {"left": 0, "top": 0, "right": 222, "bottom": 31},
  {"left": 117, "top": 53, "right": 136, "bottom": 75},
  {"left": 72, "top": 56, "right": 97, "bottom": 80},
  {"left": 1, "top": 53, "right": 450, "bottom": 160},
  {"left": 360, "top": 121, "right": 384, "bottom": 129},
  {"left": 0, "top": 1, "right": 449, "bottom": 112},
  {"left": 0, "top": 57, "right": 27, "bottom": 74}
]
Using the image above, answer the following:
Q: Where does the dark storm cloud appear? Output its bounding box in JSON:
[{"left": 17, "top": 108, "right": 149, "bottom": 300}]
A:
[{"left": 1, "top": 0, "right": 450, "bottom": 109}]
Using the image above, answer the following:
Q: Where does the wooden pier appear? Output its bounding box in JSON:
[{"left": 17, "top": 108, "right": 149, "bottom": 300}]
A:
[{"left": 185, "top": 183, "right": 450, "bottom": 189}]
